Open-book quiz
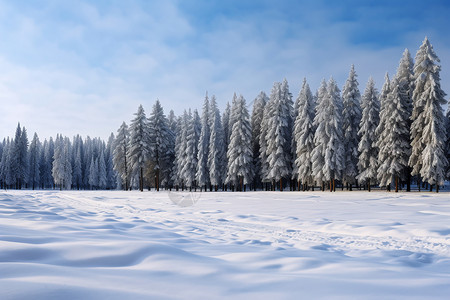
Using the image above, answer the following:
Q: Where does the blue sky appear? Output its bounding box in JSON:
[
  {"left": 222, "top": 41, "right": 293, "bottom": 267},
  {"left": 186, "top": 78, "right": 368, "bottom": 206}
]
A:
[{"left": 0, "top": 0, "right": 449, "bottom": 140}]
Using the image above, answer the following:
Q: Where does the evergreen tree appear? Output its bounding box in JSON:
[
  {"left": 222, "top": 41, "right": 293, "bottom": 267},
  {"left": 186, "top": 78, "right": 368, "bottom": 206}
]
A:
[
  {"left": 409, "top": 37, "right": 448, "bottom": 191},
  {"left": 88, "top": 157, "right": 99, "bottom": 189},
  {"left": 251, "top": 91, "right": 267, "bottom": 189},
  {"left": 259, "top": 93, "right": 273, "bottom": 185},
  {"left": 98, "top": 150, "right": 107, "bottom": 189},
  {"left": 180, "top": 110, "right": 200, "bottom": 189},
  {"left": 265, "top": 81, "right": 293, "bottom": 190},
  {"left": 113, "top": 122, "right": 130, "bottom": 190},
  {"left": 226, "top": 95, "right": 253, "bottom": 190},
  {"left": 446, "top": 107, "right": 450, "bottom": 180},
  {"left": 28, "top": 133, "right": 41, "bottom": 190},
  {"left": 148, "top": 100, "right": 173, "bottom": 191},
  {"left": 322, "top": 78, "right": 345, "bottom": 191},
  {"left": 377, "top": 77, "right": 411, "bottom": 191},
  {"left": 72, "top": 135, "right": 83, "bottom": 190},
  {"left": 341, "top": 65, "right": 362, "bottom": 188},
  {"left": 293, "top": 79, "right": 315, "bottom": 190},
  {"left": 356, "top": 78, "right": 380, "bottom": 191},
  {"left": 311, "top": 80, "right": 328, "bottom": 189},
  {"left": 105, "top": 133, "right": 116, "bottom": 189},
  {"left": 128, "top": 105, "right": 150, "bottom": 191},
  {"left": 208, "top": 95, "right": 226, "bottom": 190},
  {"left": 196, "top": 93, "right": 210, "bottom": 190}
]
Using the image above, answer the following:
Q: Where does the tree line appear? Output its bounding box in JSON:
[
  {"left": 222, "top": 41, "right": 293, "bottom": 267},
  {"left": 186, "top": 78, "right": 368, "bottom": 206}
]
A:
[{"left": 1, "top": 37, "right": 449, "bottom": 192}]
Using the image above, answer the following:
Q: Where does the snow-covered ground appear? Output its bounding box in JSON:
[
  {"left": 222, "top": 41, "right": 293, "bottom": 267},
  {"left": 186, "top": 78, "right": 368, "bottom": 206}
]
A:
[{"left": 1, "top": 190, "right": 450, "bottom": 299}]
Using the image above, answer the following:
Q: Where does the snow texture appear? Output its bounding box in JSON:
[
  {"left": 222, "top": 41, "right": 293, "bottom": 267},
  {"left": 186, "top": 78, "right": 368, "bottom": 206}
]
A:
[{"left": 1, "top": 190, "right": 450, "bottom": 299}]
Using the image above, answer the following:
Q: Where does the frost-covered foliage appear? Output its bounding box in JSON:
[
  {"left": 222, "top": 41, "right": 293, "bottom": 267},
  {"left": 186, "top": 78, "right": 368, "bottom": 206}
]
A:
[
  {"left": 52, "top": 135, "right": 72, "bottom": 190},
  {"left": 293, "top": 79, "right": 315, "bottom": 186},
  {"left": 28, "top": 133, "right": 41, "bottom": 190},
  {"left": 226, "top": 95, "right": 253, "bottom": 187},
  {"left": 409, "top": 37, "right": 448, "bottom": 186},
  {"left": 341, "top": 65, "right": 362, "bottom": 186},
  {"left": 356, "top": 78, "right": 380, "bottom": 185}
]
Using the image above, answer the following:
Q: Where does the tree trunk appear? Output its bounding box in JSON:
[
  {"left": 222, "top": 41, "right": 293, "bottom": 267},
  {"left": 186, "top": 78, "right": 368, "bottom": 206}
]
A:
[
  {"left": 368, "top": 179, "right": 371, "bottom": 192},
  {"left": 430, "top": 184, "right": 433, "bottom": 192},
  {"left": 280, "top": 178, "right": 283, "bottom": 191},
  {"left": 395, "top": 175, "right": 399, "bottom": 193},
  {"left": 436, "top": 184, "right": 439, "bottom": 193}
]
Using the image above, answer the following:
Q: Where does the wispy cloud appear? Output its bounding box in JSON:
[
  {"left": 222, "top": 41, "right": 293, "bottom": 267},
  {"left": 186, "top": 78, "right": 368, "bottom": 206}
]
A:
[{"left": 0, "top": 0, "right": 448, "bottom": 140}]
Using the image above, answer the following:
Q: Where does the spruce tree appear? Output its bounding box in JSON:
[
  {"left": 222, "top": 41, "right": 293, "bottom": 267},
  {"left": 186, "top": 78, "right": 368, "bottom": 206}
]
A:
[
  {"left": 28, "top": 133, "right": 41, "bottom": 190},
  {"left": 208, "top": 96, "right": 226, "bottom": 190},
  {"left": 128, "top": 105, "right": 150, "bottom": 191},
  {"left": 265, "top": 82, "right": 293, "bottom": 190},
  {"left": 113, "top": 122, "right": 130, "bottom": 190},
  {"left": 226, "top": 95, "right": 253, "bottom": 191},
  {"left": 322, "top": 78, "right": 345, "bottom": 191},
  {"left": 148, "top": 100, "right": 172, "bottom": 191},
  {"left": 377, "top": 77, "right": 411, "bottom": 192},
  {"left": 196, "top": 93, "right": 210, "bottom": 190},
  {"left": 409, "top": 37, "right": 448, "bottom": 191},
  {"left": 356, "top": 78, "right": 380, "bottom": 191},
  {"left": 251, "top": 91, "right": 267, "bottom": 189},
  {"left": 311, "top": 80, "right": 328, "bottom": 190},
  {"left": 293, "top": 79, "right": 315, "bottom": 190},
  {"left": 341, "top": 65, "right": 362, "bottom": 189}
]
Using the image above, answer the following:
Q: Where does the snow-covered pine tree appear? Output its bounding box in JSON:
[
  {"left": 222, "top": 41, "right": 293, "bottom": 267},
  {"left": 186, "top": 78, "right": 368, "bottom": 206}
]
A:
[
  {"left": 88, "top": 157, "right": 98, "bottom": 189},
  {"left": 356, "top": 78, "right": 380, "bottom": 191},
  {"left": 52, "top": 135, "right": 72, "bottom": 190},
  {"left": 281, "top": 79, "right": 295, "bottom": 189},
  {"left": 148, "top": 99, "right": 173, "bottom": 191},
  {"left": 105, "top": 133, "right": 116, "bottom": 189},
  {"left": 377, "top": 77, "right": 411, "bottom": 192},
  {"left": 265, "top": 81, "right": 293, "bottom": 191},
  {"left": 196, "top": 93, "right": 210, "bottom": 191},
  {"left": 222, "top": 101, "right": 231, "bottom": 156},
  {"left": 113, "top": 122, "right": 130, "bottom": 190},
  {"left": 293, "top": 78, "right": 315, "bottom": 190},
  {"left": 98, "top": 150, "right": 107, "bottom": 189},
  {"left": 446, "top": 107, "right": 450, "bottom": 180},
  {"left": 128, "top": 105, "right": 150, "bottom": 191},
  {"left": 28, "top": 133, "right": 41, "bottom": 190},
  {"left": 341, "top": 65, "right": 362, "bottom": 189},
  {"left": 41, "top": 138, "right": 54, "bottom": 189},
  {"left": 409, "top": 37, "right": 448, "bottom": 191},
  {"left": 0, "top": 138, "right": 14, "bottom": 189},
  {"left": 13, "top": 124, "right": 29, "bottom": 189},
  {"left": 180, "top": 110, "right": 200, "bottom": 189},
  {"left": 208, "top": 95, "right": 226, "bottom": 190},
  {"left": 395, "top": 48, "right": 415, "bottom": 190},
  {"left": 311, "top": 80, "right": 328, "bottom": 190},
  {"left": 226, "top": 95, "right": 253, "bottom": 191},
  {"left": 251, "top": 91, "right": 267, "bottom": 190},
  {"left": 322, "top": 78, "right": 344, "bottom": 192},
  {"left": 71, "top": 135, "right": 83, "bottom": 190},
  {"left": 174, "top": 112, "right": 188, "bottom": 189}
]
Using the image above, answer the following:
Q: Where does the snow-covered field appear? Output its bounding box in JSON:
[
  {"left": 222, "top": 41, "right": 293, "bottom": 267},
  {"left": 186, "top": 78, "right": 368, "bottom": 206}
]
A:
[{"left": 1, "top": 190, "right": 450, "bottom": 299}]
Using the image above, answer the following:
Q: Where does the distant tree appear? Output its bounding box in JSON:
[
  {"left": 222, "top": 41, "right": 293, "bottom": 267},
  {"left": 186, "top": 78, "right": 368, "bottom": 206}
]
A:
[
  {"left": 105, "top": 133, "right": 116, "bottom": 189},
  {"left": 88, "top": 157, "right": 98, "bottom": 189},
  {"left": 28, "top": 133, "right": 41, "bottom": 190},
  {"left": 356, "top": 78, "right": 380, "bottom": 191},
  {"left": 226, "top": 95, "right": 253, "bottom": 191},
  {"left": 52, "top": 135, "right": 72, "bottom": 190},
  {"left": 409, "top": 37, "right": 448, "bottom": 191},
  {"left": 98, "top": 150, "right": 107, "bottom": 189},
  {"left": 293, "top": 79, "right": 315, "bottom": 190},
  {"left": 341, "top": 65, "right": 362, "bottom": 189}
]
